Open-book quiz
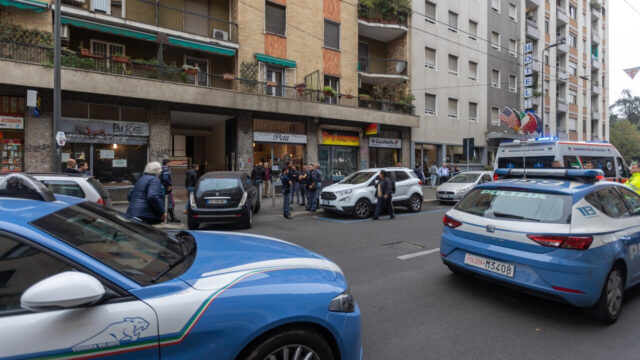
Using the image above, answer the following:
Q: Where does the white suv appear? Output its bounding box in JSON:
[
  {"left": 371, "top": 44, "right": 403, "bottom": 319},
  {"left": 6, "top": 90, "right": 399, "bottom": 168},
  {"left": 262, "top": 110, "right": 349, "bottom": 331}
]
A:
[
  {"left": 320, "top": 168, "right": 424, "bottom": 218},
  {"left": 0, "top": 173, "right": 112, "bottom": 206}
]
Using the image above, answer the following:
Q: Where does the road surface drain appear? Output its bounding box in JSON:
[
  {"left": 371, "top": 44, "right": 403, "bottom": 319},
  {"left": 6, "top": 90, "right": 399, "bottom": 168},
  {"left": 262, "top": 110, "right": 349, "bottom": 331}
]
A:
[{"left": 382, "top": 241, "right": 425, "bottom": 252}]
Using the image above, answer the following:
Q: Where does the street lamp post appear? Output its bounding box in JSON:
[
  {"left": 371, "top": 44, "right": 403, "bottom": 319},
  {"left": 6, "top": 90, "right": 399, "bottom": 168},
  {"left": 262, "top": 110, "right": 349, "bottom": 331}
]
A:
[
  {"left": 53, "top": 0, "right": 62, "bottom": 170},
  {"left": 541, "top": 38, "right": 565, "bottom": 137}
]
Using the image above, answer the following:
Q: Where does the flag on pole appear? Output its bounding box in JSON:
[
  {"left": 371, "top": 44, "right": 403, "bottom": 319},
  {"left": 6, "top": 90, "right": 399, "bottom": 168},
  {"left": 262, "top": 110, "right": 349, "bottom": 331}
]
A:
[
  {"left": 535, "top": 113, "right": 543, "bottom": 134},
  {"left": 522, "top": 113, "right": 538, "bottom": 134},
  {"left": 499, "top": 107, "right": 521, "bottom": 131},
  {"left": 624, "top": 66, "right": 640, "bottom": 80}
]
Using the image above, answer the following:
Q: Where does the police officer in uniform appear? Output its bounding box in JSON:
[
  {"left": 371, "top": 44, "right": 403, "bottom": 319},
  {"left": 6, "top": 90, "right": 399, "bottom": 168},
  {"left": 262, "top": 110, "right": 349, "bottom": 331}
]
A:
[
  {"left": 305, "top": 164, "right": 318, "bottom": 212},
  {"left": 625, "top": 162, "right": 640, "bottom": 195},
  {"left": 281, "top": 167, "right": 293, "bottom": 219}
]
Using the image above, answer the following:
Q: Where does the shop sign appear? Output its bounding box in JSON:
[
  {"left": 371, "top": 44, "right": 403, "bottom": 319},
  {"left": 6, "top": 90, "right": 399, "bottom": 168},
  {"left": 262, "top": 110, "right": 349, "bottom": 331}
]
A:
[
  {"left": 369, "top": 137, "right": 401, "bottom": 149},
  {"left": 99, "top": 150, "right": 115, "bottom": 159},
  {"left": 0, "top": 116, "right": 24, "bottom": 130},
  {"left": 253, "top": 132, "right": 307, "bottom": 144},
  {"left": 112, "top": 159, "right": 127, "bottom": 167},
  {"left": 60, "top": 119, "right": 149, "bottom": 145},
  {"left": 322, "top": 130, "right": 360, "bottom": 147},
  {"left": 365, "top": 123, "right": 379, "bottom": 136}
]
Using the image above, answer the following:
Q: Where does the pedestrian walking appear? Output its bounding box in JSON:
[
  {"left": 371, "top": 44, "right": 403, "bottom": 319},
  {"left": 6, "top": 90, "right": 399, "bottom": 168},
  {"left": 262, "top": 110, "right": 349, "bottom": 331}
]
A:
[
  {"left": 299, "top": 164, "right": 308, "bottom": 207},
  {"left": 315, "top": 164, "right": 323, "bottom": 203},
  {"left": 264, "top": 162, "right": 271, "bottom": 198},
  {"left": 439, "top": 163, "right": 450, "bottom": 182},
  {"left": 281, "top": 167, "right": 293, "bottom": 219},
  {"left": 63, "top": 158, "right": 80, "bottom": 174},
  {"left": 184, "top": 163, "right": 199, "bottom": 214},
  {"left": 161, "top": 159, "right": 180, "bottom": 223},
  {"left": 429, "top": 163, "right": 439, "bottom": 188},
  {"left": 372, "top": 170, "right": 395, "bottom": 220},
  {"left": 413, "top": 163, "right": 426, "bottom": 184},
  {"left": 126, "top": 161, "right": 166, "bottom": 225},
  {"left": 305, "top": 164, "right": 318, "bottom": 212},
  {"left": 77, "top": 160, "right": 90, "bottom": 175},
  {"left": 251, "top": 162, "right": 265, "bottom": 197}
]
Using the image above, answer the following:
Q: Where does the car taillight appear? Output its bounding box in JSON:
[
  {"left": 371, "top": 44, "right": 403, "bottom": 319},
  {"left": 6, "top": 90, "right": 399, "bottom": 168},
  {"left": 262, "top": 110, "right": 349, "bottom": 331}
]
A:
[
  {"left": 419, "top": 181, "right": 423, "bottom": 186},
  {"left": 97, "top": 197, "right": 106, "bottom": 206},
  {"left": 596, "top": 175, "right": 605, "bottom": 181},
  {"left": 443, "top": 215, "right": 462, "bottom": 228},
  {"left": 493, "top": 173, "right": 499, "bottom": 181},
  {"left": 527, "top": 235, "right": 593, "bottom": 250}
]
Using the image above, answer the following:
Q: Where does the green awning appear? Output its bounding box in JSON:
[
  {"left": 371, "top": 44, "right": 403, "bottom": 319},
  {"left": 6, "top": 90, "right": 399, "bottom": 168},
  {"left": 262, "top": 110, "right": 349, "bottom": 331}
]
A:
[
  {"left": 255, "top": 53, "right": 296, "bottom": 68},
  {"left": 0, "top": 0, "right": 48, "bottom": 12},
  {"left": 168, "top": 37, "right": 235, "bottom": 56},
  {"left": 60, "top": 17, "right": 156, "bottom": 42}
]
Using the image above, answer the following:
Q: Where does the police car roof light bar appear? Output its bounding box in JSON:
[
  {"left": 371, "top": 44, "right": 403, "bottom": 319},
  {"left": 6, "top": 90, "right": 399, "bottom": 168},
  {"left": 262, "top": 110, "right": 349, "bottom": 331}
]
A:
[
  {"left": 0, "top": 173, "right": 57, "bottom": 202},
  {"left": 494, "top": 168, "right": 604, "bottom": 183}
]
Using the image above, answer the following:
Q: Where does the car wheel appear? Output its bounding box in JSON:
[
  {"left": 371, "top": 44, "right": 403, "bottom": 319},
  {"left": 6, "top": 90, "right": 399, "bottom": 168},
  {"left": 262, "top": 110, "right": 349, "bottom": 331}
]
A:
[
  {"left": 241, "top": 327, "right": 334, "bottom": 360},
  {"left": 408, "top": 194, "right": 422, "bottom": 212},
  {"left": 241, "top": 204, "right": 253, "bottom": 229},
  {"left": 587, "top": 264, "right": 624, "bottom": 324},
  {"left": 253, "top": 199, "right": 261, "bottom": 214},
  {"left": 187, "top": 217, "right": 199, "bottom": 230},
  {"left": 353, "top": 199, "right": 371, "bottom": 219}
]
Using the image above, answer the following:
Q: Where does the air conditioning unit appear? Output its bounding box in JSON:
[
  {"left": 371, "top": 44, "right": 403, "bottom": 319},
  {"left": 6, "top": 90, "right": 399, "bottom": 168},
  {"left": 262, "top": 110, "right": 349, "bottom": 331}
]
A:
[
  {"left": 425, "top": 63, "right": 435, "bottom": 70},
  {"left": 469, "top": 76, "right": 477, "bottom": 81},
  {"left": 425, "top": 110, "right": 435, "bottom": 115},
  {"left": 469, "top": 117, "right": 477, "bottom": 121},
  {"left": 60, "top": 24, "right": 70, "bottom": 42},
  {"left": 213, "top": 29, "right": 229, "bottom": 41}
]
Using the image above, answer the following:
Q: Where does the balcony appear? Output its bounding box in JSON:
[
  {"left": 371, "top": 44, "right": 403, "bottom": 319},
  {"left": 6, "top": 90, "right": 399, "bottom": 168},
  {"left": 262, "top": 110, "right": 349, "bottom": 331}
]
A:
[
  {"left": 592, "top": 110, "right": 600, "bottom": 120},
  {"left": 358, "top": 98, "right": 414, "bottom": 115},
  {"left": 358, "top": 18, "right": 408, "bottom": 43},
  {"left": 557, "top": 68, "right": 569, "bottom": 82},
  {"left": 531, "top": 58, "right": 542, "bottom": 73},
  {"left": 358, "top": 57, "right": 409, "bottom": 85},
  {"left": 592, "top": 2, "right": 602, "bottom": 19},
  {"left": 532, "top": 96, "right": 541, "bottom": 106},
  {"left": 526, "top": 0, "right": 541, "bottom": 8},
  {"left": 592, "top": 30, "right": 601, "bottom": 43},
  {"left": 556, "top": 41, "right": 568, "bottom": 54},
  {"left": 592, "top": 82, "right": 602, "bottom": 96},
  {"left": 557, "top": 98, "right": 568, "bottom": 113},
  {"left": 557, "top": 6, "right": 568, "bottom": 24},
  {"left": 592, "top": 56, "right": 601, "bottom": 70},
  {"left": 526, "top": 19, "right": 541, "bottom": 40},
  {"left": 60, "top": 0, "right": 238, "bottom": 44}
]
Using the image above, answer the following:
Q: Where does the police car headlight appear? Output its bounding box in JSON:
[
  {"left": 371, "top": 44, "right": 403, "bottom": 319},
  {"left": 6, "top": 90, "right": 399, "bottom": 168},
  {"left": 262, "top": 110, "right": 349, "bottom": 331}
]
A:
[
  {"left": 238, "top": 192, "right": 248, "bottom": 207},
  {"left": 329, "top": 289, "right": 355, "bottom": 313},
  {"left": 336, "top": 189, "right": 353, "bottom": 197},
  {"left": 189, "top": 192, "right": 197, "bottom": 209}
]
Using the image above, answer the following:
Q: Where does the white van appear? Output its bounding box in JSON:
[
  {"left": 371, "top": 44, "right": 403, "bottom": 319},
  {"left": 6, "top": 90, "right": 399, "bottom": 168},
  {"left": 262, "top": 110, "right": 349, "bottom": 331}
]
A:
[{"left": 494, "top": 137, "right": 630, "bottom": 182}]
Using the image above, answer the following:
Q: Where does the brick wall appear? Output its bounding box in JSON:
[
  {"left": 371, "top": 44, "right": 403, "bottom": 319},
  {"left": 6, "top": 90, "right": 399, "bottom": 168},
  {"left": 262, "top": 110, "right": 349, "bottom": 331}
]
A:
[{"left": 0, "top": 7, "right": 52, "bottom": 33}]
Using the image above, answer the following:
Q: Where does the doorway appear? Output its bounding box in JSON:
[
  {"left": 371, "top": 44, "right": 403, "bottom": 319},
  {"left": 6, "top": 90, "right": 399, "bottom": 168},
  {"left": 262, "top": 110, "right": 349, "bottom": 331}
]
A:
[{"left": 318, "top": 145, "right": 358, "bottom": 183}]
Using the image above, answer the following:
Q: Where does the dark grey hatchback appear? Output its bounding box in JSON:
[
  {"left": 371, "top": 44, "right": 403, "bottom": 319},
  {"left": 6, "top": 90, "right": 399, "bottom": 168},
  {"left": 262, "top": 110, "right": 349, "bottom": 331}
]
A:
[{"left": 187, "top": 171, "right": 261, "bottom": 230}]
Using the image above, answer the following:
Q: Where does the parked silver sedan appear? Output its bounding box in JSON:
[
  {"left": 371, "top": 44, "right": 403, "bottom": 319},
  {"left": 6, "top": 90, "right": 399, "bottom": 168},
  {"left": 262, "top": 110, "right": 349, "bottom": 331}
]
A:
[{"left": 437, "top": 171, "right": 493, "bottom": 203}]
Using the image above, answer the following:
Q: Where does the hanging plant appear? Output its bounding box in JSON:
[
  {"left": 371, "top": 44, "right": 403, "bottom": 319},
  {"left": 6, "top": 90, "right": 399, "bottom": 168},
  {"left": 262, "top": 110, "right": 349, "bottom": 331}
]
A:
[{"left": 322, "top": 86, "right": 336, "bottom": 97}]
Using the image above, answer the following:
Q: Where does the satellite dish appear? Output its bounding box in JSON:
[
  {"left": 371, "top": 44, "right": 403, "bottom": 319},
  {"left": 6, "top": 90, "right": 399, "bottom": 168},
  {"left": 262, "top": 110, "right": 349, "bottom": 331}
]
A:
[{"left": 395, "top": 61, "right": 407, "bottom": 74}]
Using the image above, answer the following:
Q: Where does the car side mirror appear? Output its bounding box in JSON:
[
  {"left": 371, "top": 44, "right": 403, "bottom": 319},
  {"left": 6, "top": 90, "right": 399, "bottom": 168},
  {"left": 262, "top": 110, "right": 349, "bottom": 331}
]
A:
[{"left": 21, "top": 272, "right": 106, "bottom": 312}]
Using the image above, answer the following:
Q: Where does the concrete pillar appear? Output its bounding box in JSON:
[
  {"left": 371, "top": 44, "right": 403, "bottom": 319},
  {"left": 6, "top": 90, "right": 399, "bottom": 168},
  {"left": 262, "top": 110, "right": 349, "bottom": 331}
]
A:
[
  {"left": 410, "top": 140, "right": 415, "bottom": 168},
  {"left": 440, "top": 144, "right": 447, "bottom": 165},
  {"left": 25, "top": 91, "right": 54, "bottom": 172},
  {"left": 149, "top": 102, "right": 171, "bottom": 163},
  {"left": 359, "top": 133, "right": 369, "bottom": 169},
  {"left": 306, "top": 118, "right": 318, "bottom": 165},
  {"left": 235, "top": 110, "right": 253, "bottom": 172},
  {"left": 401, "top": 128, "right": 410, "bottom": 167}
]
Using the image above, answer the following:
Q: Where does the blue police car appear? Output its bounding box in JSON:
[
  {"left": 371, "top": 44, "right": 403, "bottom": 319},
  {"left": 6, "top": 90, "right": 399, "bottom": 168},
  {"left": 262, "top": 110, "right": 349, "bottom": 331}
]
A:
[
  {"left": 441, "top": 168, "right": 640, "bottom": 324},
  {"left": 0, "top": 174, "right": 361, "bottom": 359}
]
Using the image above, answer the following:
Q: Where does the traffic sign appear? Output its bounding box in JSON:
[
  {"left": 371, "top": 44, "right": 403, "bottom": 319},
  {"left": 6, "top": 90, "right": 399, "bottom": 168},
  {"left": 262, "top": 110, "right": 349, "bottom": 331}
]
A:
[{"left": 55, "top": 131, "right": 67, "bottom": 146}]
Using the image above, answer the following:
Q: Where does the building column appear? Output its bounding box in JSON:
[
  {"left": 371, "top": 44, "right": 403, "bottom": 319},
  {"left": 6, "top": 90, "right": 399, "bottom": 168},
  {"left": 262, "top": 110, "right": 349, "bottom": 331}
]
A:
[
  {"left": 306, "top": 118, "right": 319, "bottom": 165},
  {"left": 359, "top": 133, "right": 369, "bottom": 169},
  {"left": 401, "top": 128, "right": 410, "bottom": 167},
  {"left": 148, "top": 102, "right": 171, "bottom": 163},
  {"left": 24, "top": 91, "right": 54, "bottom": 172},
  {"left": 235, "top": 110, "right": 253, "bottom": 172}
]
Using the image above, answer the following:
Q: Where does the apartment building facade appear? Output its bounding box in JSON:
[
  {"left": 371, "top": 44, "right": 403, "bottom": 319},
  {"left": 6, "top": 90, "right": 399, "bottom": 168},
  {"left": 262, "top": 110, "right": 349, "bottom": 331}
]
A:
[{"left": 0, "top": 0, "right": 417, "bottom": 191}]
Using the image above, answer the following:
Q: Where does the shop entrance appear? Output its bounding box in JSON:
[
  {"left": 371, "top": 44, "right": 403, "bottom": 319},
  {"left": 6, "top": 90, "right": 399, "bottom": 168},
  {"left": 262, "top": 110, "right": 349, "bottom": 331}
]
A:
[
  {"left": 253, "top": 142, "right": 305, "bottom": 177},
  {"left": 318, "top": 146, "right": 357, "bottom": 183},
  {"left": 370, "top": 148, "right": 399, "bottom": 168}
]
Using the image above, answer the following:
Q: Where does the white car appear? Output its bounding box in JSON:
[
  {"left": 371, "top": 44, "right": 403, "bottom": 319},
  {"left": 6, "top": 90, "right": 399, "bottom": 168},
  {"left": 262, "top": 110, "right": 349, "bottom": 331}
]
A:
[
  {"left": 0, "top": 173, "right": 112, "bottom": 206},
  {"left": 320, "top": 168, "right": 424, "bottom": 218},
  {"left": 437, "top": 171, "right": 493, "bottom": 203}
]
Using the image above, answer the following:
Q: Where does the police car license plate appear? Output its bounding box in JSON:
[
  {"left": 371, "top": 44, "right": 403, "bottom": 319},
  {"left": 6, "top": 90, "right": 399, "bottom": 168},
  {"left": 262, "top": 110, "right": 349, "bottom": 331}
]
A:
[
  {"left": 207, "top": 199, "right": 227, "bottom": 205},
  {"left": 464, "top": 253, "right": 515, "bottom": 278}
]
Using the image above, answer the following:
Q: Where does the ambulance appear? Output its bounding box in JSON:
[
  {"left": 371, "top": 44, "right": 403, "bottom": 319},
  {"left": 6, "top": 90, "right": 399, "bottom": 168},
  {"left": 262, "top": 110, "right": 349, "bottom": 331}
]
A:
[{"left": 494, "top": 137, "right": 631, "bottom": 182}]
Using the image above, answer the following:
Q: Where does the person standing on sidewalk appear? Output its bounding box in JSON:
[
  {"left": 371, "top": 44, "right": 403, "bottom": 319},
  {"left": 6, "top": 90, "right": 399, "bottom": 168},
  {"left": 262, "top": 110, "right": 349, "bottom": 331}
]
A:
[
  {"left": 160, "top": 159, "right": 180, "bottom": 223},
  {"left": 290, "top": 165, "right": 300, "bottom": 205},
  {"left": 314, "top": 164, "right": 323, "bottom": 203},
  {"left": 126, "top": 161, "right": 166, "bottom": 225},
  {"left": 429, "top": 163, "right": 438, "bottom": 188},
  {"left": 305, "top": 164, "right": 318, "bottom": 212},
  {"left": 413, "top": 163, "right": 426, "bottom": 184},
  {"left": 251, "top": 162, "right": 265, "bottom": 197},
  {"left": 372, "top": 170, "right": 395, "bottom": 220},
  {"left": 263, "top": 162, "right": 271, "bottom": 198},
  {"left": 184, "top": 163, "right": 199, "bottom": 214},
  {"left": 299, "top": 164, "right": 308, "bottom": 207},
  {"left": 281, "top": 167, "right": 293, "bottom": 219}
]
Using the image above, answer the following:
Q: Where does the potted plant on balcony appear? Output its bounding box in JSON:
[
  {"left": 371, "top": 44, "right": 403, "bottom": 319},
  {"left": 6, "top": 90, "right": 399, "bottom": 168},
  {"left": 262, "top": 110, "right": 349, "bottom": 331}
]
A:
[
  {"left": 295, "top": 83, "right": 306, "bottom": 95},
  {"left": 223, "top": 73, "right": 235, "bottom": 81},
  {"left": 111, "top": 53, "right": 129, "bottom": 64},
  {"left": 590, "top": 0, "right": 601, "bottom": 10},
  {"left": 182, "top": 64, "right": 198, "bottom": 75},
  {"left": 322, "top": 86, "right": 337, "bottom": 97},
  {"left": 343, "top": 91, "right": 354, "bottom": 100}
]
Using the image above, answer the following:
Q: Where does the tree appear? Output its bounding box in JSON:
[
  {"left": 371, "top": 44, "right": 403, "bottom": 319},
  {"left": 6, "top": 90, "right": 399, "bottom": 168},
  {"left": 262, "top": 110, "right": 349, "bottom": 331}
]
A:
[
  {"left": 610, "top": 119, "right": 640, "bottom": 162},
  {"left": 610, "top": 89, "right": 640, "bottom": 125}
]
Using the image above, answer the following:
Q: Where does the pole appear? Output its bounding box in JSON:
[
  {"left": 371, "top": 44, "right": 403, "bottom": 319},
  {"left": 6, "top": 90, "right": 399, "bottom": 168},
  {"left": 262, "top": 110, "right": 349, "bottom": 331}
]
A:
[
  {"left": 541, "top": 48, "right": 546, "bottom": 136},
  {"left": 53, "top": 0, "right": 61, "bottom": 170}
]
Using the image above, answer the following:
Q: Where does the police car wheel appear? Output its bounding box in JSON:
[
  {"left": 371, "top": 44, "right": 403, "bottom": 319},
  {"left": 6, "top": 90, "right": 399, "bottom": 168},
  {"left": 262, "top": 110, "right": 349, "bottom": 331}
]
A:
[
  {"left": 588, "top": 264, "right": 624, "bottom": 324},
  {"left": 241, "top": 327, "right": 334, "bottom": 360},
  {"left": 353, "top": 199, "right": 371, "bottom": 219}
]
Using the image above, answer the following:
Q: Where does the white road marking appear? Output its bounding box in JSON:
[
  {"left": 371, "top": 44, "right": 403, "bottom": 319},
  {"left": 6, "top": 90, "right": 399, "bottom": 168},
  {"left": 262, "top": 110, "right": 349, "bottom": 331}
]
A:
[{"left": 397, "top": 248, "right": 440, "bottom": 260}]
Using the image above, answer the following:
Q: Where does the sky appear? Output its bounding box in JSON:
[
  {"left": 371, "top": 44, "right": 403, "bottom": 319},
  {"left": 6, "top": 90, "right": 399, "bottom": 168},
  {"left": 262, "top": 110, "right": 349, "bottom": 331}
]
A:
[{"left": 609, "top": 0, "right": 640, "bottom": 104}]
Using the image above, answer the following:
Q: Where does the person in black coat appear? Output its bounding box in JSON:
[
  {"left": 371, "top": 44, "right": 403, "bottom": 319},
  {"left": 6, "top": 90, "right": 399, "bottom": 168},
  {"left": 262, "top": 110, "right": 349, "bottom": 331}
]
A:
[
  {"left": 160, "top": 159, "right": 180, "bottom": 223},
  {"left": 372, "top": 170, "right": 395, "bottom": 220},
  {"left": 62, "top": 158, "right": 80, "bottom": 174},
  {"left": 184, "top": 163, "right": 199, "bottom": 214},
  {"left": 126, "top": 161, "right": 166, "bottom": 225}
]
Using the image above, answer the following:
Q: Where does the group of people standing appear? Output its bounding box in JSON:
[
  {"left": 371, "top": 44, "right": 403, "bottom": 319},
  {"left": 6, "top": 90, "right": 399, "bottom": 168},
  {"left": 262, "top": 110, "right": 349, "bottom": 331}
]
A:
[
  {"left": 250, "top": 161, "right": 273, "bottom": 198},
  {"left": 280, "top": 163, "right": 323, "bottom": 219}
]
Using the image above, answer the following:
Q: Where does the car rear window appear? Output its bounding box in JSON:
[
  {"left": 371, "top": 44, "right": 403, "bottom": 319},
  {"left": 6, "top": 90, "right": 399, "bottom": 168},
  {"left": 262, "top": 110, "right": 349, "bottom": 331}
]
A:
[
  {"left": 497, "top": 156, "right": 556, "bottom": 169},
  {"left": 87, "top": 178, "right": 111, "bottom": 200},
  {"left": 456, "top": 188, "right": 572, "bottom": 223},
  {"left": 197, "top": 178, "right": 240, "bottom": 195},
  {"left": 41, "top": 180, "right": 85, "bottom": 199}
]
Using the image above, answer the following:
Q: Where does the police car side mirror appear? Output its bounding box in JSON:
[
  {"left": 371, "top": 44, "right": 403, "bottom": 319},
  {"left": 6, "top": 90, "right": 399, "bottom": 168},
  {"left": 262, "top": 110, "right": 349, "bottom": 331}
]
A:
[{"left": 21, "top": 272, "right": 106, "bottom": 312}]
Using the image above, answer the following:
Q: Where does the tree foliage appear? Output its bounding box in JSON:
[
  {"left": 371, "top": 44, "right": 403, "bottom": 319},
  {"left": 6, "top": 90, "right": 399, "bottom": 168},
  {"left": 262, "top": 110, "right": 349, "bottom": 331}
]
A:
[
  {"left": 610, "top": 89, "right": 640, "bottom": 125},
  {"left": 610, "top": 119, "right": 640, "bottom": 162}
]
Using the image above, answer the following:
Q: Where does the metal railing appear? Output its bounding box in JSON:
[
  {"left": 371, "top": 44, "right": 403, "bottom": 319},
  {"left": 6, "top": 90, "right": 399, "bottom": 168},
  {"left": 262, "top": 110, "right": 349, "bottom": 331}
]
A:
[
  {"left": 60, "top": 0, "right": 238, "bottom": 43},
  {"left": 0, "top": 40, "right": 414, "bottom": 115},
  {"left": 358, "top": 57, "right": 408, "bottom": 76}
]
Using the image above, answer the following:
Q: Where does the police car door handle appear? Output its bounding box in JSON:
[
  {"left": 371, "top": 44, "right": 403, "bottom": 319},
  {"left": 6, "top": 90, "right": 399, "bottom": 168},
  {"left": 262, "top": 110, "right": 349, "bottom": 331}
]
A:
[{"left": 621, "top": 236, "right": 632, "bottom": 242}]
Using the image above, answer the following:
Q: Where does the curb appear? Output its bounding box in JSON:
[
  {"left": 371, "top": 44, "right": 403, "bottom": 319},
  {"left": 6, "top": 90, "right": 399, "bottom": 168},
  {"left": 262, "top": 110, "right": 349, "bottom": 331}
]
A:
[{"left": 278, "top": 198, "right": 440, "bottom": 219}]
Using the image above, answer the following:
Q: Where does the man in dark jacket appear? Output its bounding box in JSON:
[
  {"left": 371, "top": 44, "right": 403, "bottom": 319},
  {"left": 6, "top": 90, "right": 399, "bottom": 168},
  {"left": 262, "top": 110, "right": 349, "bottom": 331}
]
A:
[
  {"left": 372, "top": 170, "right": 395, "bottom": 220},
  {"left": 305, "top": 164, "right": 318, "bottom": 212},
  {"left": 281, "top": 167, "right": 293, "bottom": 219},
  {"left": 251, "top": 162, "right": 266, "bottom": 197},
  {"left": 184, "top": 163, "right": 199, "bottom": 214},
  {"left": 126, "top": 161, "right": 166, "bottom": 225},
  {"left": 63, "top": 158, "right": 80, "bottom": 174},
  {"left": 413, "top": 163, "right": 426, "bottom": 184},
  {"left": 160, "top": 159, "right": 180, "bottom": 223}
]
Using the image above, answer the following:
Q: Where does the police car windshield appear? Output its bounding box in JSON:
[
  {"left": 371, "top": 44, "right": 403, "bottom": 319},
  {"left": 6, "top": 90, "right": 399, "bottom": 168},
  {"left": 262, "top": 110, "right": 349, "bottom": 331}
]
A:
[
  {"left": 456, "top": 188, "right": 572, "bottom": 224},
  {"left": 31, "top": 202, "right": 195, "bottom": 285},
  {"left": 447, "top": 173, "right": 480, "bottom": 183},
  {"left": 340, "top": 171, "right": 376, "bottom": 185}
]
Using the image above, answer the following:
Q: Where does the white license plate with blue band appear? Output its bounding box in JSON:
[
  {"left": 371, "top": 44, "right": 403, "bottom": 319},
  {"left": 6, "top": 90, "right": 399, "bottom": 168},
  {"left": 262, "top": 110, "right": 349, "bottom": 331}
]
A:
[
  {"left": 322, "top": 200, "right": 330, "bottom": 206},
  {"left": 207, "top": 199, "right": 227, "bottom": 205},
  {"left": 464, "top": 253, "right": 515, "bottom": 278}
]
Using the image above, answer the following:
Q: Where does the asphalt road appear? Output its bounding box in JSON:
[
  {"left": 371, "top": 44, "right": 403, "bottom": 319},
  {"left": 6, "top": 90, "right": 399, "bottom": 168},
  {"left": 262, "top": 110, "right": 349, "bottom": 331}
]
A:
[{"left": 220, "top": 204, "right": 640, "bottom": 360}]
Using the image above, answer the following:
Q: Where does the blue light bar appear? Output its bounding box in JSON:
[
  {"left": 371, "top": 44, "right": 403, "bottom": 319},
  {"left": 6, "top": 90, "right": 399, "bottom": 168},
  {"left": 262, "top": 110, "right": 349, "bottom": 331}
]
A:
[
  {"left": 495, "top": 168, "right": 604, "bottom": 182},
  {"left": 534, "top": 136, "right": 558, "bottom": 141}
]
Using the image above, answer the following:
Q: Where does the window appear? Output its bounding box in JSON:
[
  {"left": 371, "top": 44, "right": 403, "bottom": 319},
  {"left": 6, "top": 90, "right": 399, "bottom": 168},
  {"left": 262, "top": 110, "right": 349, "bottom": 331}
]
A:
[
  {"left": 491, "top": 69, "right": 500, "bottom": 88},
  {"left": 509, "top": 39, "right": 517, "bottom": 56},
  {"left": 425, "top": 1, "right": 436, "bottom": 23},
  {"left": 569, "top": 89, "right": 577, "bottom": 104},
  {"left": 568, "top": 61, "right": 577, "bottom": 76},
  {"left": 491, "top": 107, "right": 500, "bottom": 125},
  {"left": 448, "top": 54, "right": 458, "bottom": 75},
  {"left": 491, "top": 31, "right": 500, "bottom": 49},
  {"left": 491, "top": 0, "right": 500, "bottom": 12},
  {"left": 545, "top": 19, "right": 549, "bottom": 33},
  {"left": 569, "top": 5, "right": 576, "bottom": 19},
  {"left": 469, "top": 102, "right": 478, "bottom": 121},
  {"left": 619, "top": 188, "right": 640, "bottom": 216},
  {"left": 41, "top": 180, "right": 85, "bottom": 198},
  {"left": 324, "top": 75, "right": 339, "bottom": 104},
  {"left": 393, "top": 171, "right": 410, "bottom": 182},
  {"left": 0, "top": 235, "right": 74, "bottom": 313},
  {"left": 448, "top": 98, "right": 458, "bottom": 118},
  {"left": 90, "top": 39, "right": 125, "bottom": 69},
  {"left": 324, "top": 20, "right": 340, "bottom": 50},
  {"left": 469, "top": 20, "right": 478, "bottom": 39},
  {"left": 425, "top": 47, "right": 436, "bottom": 69},
  {"left": 569, "top": 116, "right": 577, "bottom": 131},
  {"left": 425, "top": 93, "right": 436, "bottom": 115},
  {"left": 569, "top": 33, "right": 577, "bottom": 48},
  {"left": 509, "top": 74, "right": 517, "bottom": 92},
  {"left": 448, "top": 11, "right": 458, "bottom": 31},
  {"left": 469, "top": 61, "right": 478, "bottom": 80},
  {"left": 618, "top": 157, "right": 631, "bottom": 179},
  {"left": 509, "top": 3, "right": 517, "bottom": 20},
  {"left": 266, "top": 1, "right": 286, "bottom": 36},
  {"left": 595, "top": 187, "right": 629, "bottom": 218}
]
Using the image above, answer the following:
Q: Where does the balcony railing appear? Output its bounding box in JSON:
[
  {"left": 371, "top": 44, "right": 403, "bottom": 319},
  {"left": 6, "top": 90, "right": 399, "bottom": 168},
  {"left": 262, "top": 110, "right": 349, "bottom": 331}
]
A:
[
  {"left": 358, "top": 57, "right": 408, "bottom": 76},
  {"left": 60, "top": 0, "right": 238, "bottom": 43},
  {"left": 0, "top": 40, "right": 414, "bottom": 115}
]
